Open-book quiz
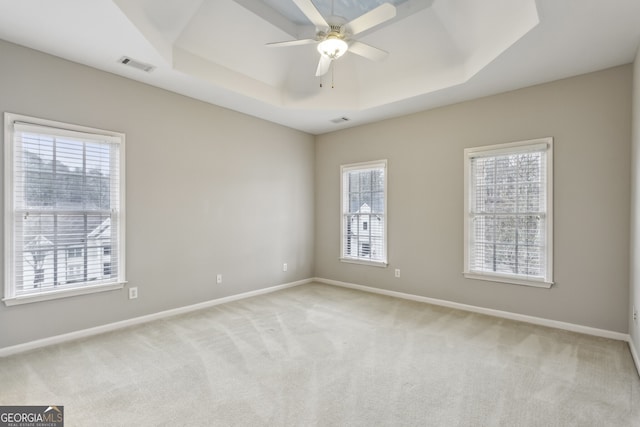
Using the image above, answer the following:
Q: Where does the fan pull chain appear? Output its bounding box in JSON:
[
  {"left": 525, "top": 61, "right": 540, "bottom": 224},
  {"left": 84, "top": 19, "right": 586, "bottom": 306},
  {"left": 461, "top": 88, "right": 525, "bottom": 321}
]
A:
[
  {"left": 332, "top": 65, "right": 335, "bottom": 88},
  {"left": 319, "top": 63, "right": 336, "bottom": 89}
]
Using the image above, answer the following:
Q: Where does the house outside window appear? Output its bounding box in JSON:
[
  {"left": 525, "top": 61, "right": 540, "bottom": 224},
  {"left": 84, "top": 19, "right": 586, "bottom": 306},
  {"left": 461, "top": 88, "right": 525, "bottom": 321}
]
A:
[
  {"left": 3, "top": 113, "right": 126, "bottom": 305},
  {"left": 341, "top": 160, "right": 387, "bottom": 266},
  {"left": 463, "top": 137, "right": 553, "bottom": 287}
]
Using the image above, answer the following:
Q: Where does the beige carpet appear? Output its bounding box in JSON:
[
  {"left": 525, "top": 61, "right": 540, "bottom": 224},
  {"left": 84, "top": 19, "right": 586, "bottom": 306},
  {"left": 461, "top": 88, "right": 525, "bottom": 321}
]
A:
[{"left": 1, "top": 283, "right": 638, "bottom": 426}]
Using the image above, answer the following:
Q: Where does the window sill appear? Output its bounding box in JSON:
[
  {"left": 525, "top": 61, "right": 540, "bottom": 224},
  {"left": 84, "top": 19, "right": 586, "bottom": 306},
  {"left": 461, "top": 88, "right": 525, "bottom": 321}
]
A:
[
  {"left": 340, "top": 257, "right": 388, "bottom": 268},
  {"left": 464, "top": 272, "right": 553, "bottom": 289},
  {"left": 3, "top": 281, "right": 127, "bottom": 306}
]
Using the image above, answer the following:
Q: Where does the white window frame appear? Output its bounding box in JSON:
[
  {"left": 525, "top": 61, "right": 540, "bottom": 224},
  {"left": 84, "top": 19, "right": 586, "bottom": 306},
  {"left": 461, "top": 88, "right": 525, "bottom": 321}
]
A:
[
  {"left": 463, "top": 137, "right": 553, "bottom": 288},
  {"left": 4, "top": 113, "right": 126, "bottom": 305},
  {"left": 340, "top": 160, "right": 388, "bottom": 267}
]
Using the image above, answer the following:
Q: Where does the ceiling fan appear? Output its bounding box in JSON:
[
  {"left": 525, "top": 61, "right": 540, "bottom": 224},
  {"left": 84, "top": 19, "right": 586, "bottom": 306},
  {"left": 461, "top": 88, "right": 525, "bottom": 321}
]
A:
[{"left": 266, "top": 0, "right": 397, "bottom": 76}]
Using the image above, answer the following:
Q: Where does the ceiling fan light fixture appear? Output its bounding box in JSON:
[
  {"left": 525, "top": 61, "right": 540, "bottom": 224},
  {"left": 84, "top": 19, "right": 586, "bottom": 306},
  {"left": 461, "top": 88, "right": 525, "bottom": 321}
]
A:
[{"left": 317, "top": 35, "right": 348, "bottom": 59}]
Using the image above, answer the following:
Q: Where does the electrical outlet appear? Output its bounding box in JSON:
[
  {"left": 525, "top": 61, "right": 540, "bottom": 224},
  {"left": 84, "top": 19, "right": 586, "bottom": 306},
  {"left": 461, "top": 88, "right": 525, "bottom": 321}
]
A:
[
  {"left": 216, "top": 274, "right": 223, "bottom": 284},
  {"left": 128, "top": 287, "right": 138, "bottom": 300},
  {"left": 395, "top": 268, "right": 401, "bottom": 278},
  {"left": 634, "top": 306, "right": 638, "bottom": 322},
  {"left": 283, "top": 263, "right": 288, "bottom": 272}
]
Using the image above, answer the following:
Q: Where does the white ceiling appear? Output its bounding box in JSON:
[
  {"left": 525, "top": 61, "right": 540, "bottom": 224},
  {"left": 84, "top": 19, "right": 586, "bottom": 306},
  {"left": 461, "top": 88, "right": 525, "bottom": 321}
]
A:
[{"left": 0, "top": 0, "right": 639, "bottom": 135}]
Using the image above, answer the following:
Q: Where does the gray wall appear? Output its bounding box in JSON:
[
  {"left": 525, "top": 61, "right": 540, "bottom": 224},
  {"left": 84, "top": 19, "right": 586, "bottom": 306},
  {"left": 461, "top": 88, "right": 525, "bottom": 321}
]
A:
[
  {"left": 630, "top": 47, "right": 640, "bottom": 348},
  {"left": 316, "top": 65, "right": 632, "bottom": 333},
  {"left": 0, "top": 40, "right": 315, "bottom": 349}
]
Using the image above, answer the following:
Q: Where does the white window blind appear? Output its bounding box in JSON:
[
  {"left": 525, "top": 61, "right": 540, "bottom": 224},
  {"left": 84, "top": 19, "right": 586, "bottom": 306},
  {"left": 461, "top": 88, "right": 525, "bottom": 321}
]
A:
[
  {"left": 4, "top": 113, "right": 126, "bottom": 304},
  {"left": 464, "top": 138, "right": 553, "bottom": 287},
  {"left": 341, "top": 160, "right": 387, "bottom": 266}
]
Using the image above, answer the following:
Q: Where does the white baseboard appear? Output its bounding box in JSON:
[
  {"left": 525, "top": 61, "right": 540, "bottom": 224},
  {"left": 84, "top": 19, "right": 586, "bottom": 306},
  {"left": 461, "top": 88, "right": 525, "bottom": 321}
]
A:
[
  {"left": 314, "top": 277, "right": 631, "bottom": 342},
  {"left": 629, "top": 337, "right": 640, "bottom": 377},
  {"left": 3, "top": 277, "right": 634, "bottom": 360},
  {"left": 0, "top": 278, "right": 312, "bottom": 357}
]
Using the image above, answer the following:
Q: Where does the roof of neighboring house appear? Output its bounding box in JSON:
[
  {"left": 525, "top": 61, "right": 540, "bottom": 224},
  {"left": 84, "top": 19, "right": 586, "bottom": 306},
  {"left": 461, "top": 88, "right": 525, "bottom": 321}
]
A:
[
  {"left": 24, "top": 214, "right": 110, "bottom": 249},
  {"left": 358, "top": 203, "right": 371, "bottom": 213},
  {"left": 24, "top": 234, "right": 53, "bottom": 252},
  {"left": 88, "top": 217, "right": 111, "bottom": 239},
  {"left": 350, "top": 203, "right": 382, "bottom": 219}
]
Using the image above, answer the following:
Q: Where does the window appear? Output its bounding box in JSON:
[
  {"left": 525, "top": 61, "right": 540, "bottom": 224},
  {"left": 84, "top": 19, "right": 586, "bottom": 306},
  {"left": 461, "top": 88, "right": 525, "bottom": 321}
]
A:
[
  {"left": 67, "top": 265, "right": 84, "bottom": 283},
  {"left": 341, "top": 160, "right": 387, "bottom": 266},
  {"left": 4, "top": 113, "right": 126, "bottom": 305},
  {"left": 464, "top": 137, "right": 553, "bottom": 287},
  {"left": 360, "top": 242, "right": 371, "bottom": 257},
  {"left": 67, "top": 247, "right": 83, "bottom": 258}
]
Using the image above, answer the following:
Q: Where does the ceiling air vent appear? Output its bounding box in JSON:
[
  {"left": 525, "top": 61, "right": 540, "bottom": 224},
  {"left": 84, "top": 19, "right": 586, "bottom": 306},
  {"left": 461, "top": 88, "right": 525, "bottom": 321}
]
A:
[
  {"left": 330, "top": 117, "right": 350, "bottom": 124},
  {"left": 118, "top": 56, "right": 155, "bottom": 73}
]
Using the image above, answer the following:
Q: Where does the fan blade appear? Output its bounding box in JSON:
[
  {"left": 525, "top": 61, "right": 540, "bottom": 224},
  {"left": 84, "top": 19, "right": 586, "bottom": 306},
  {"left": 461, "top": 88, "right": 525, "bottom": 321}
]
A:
[
  {"left": 348, "top": 41, "right": 389, "bottom": 62},
  {"left": 266, "top": 39, "right": 317, "bottom": 48},
  {"left": 345, "top": 3, "right": 396, "bottom": 36},
  {"left": 315, "top": 55, "right": 332, "bottom": 76},
  {"left": 292, "top": 0, "right": 329, "bottom": 29}
]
